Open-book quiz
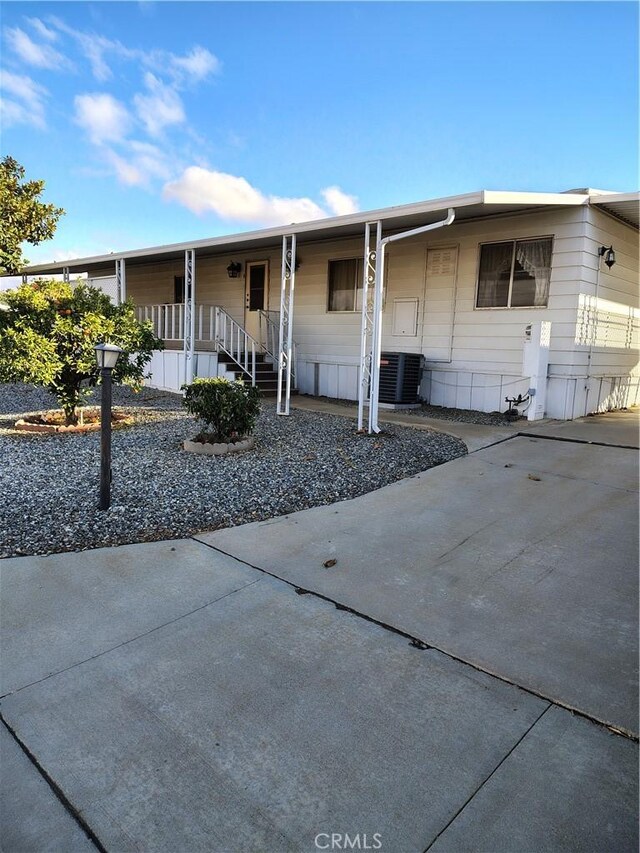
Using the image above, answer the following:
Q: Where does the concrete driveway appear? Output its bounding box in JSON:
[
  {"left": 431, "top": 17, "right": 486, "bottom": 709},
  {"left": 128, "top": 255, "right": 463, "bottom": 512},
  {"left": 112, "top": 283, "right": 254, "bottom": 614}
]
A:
[
  {"left": 1, "top": 410, "right": 638, "bottom": 852},
  {"left": 201, "top": 415, "right": 639, "bottom": 736}
]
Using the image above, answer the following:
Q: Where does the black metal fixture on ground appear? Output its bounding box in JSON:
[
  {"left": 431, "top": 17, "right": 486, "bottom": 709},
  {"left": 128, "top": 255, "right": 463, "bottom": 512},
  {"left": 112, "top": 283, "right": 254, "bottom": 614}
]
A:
[
  {"left": 598, "top": 245, "right": 616, "bottom": 269},
  {"left": 95, "top": 342, "right": 123, "bottom": 510},
  {"left": 504, "top": 393, "right": 530, "bottom": 420},
  {"left": 226, "top": 261, "right": 242, "bottom": 278}
]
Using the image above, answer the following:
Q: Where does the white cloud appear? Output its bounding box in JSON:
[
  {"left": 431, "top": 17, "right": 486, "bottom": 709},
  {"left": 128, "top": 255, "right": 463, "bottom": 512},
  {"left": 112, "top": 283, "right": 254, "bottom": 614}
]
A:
[
  {"left": 4, "top": 26, "right": 69, "bottom": 70},
  {"left": 74, "top": 93, "right": 132, "bottom": 144},
  {"left": 102, "top": 140, "right": 171, "bottom": 187},
  {"left": 133, "top": 72, "right": 185, "bottom": 136},
  {"left": 0, "top": 69, "right": 47, "bottom": 128},
  {"left": 48, "top": 17, "right": 135, "bottom": 82},
  {"left": 163, "top": 167, "right": 358, "bottom": 226},
  {"left": 27, "top": 18, "right": 58, "bottom": 42},
  {"left": 128, "top": 140, "right": 172, "bottom": 179},
  {"left": 104, "top": 150, "right": 146, "bottom": 186},
  {"left": 45, "top": 18, "right": 219, "bottom": 88},
  {"left": 79, "top": 38, "right": 116, "bottom": 83},
  {"left": 321, "top": 186, "right": 359, "bottom": 216},
  {"left": 170, "top": 46, "right": 220, "bottom": 83}
]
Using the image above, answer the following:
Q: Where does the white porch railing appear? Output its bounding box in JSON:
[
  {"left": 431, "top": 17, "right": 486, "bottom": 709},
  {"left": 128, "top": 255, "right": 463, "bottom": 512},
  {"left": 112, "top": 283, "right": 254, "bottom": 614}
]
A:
[
  {"left": 215, "top": 307, "right": 257, "bottom": 385},
  {"left": 258, "top": 309, "right": 298, "bottom": 387},
  {"left": 137, "top": 303, "right": 222, "bottom": 343},
  {"left": 137, "top": 303, "right": 259, "bottom": 385},
  {"left": 258, "top": 309, "right": 280, "bottom": 360},
  {"left": 137, "top": 303, "right": 186, "bottom": 341}
]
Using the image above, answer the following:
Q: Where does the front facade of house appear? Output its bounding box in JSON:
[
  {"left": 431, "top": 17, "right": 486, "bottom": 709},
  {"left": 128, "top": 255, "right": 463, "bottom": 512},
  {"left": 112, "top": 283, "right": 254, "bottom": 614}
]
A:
[{"left": 23, "top": 189, "right": 640, "bottom": 421}]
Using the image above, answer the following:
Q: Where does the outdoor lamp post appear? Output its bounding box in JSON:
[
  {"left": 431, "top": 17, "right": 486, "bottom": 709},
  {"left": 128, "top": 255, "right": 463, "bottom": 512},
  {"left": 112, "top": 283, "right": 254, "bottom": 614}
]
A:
[{"left": 95, "top": 343, "right": 123, "bottom": 510}]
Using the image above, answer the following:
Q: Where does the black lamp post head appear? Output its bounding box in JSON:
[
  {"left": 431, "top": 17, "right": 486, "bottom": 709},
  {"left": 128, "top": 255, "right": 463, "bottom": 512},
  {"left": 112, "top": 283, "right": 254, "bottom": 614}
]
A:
[
  {"left": 227, "top": 261, "right": 242, "bottom": 279},
  {"left": 95, "top": 342, "right": 123, "bottom": 371}
]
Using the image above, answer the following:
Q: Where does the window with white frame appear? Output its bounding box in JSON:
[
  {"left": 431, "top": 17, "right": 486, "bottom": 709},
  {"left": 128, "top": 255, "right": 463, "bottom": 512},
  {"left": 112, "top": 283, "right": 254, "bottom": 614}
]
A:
[
  {"left": 328, "top": 258, "right": 364, "bottom": 312},
  {"left": 476, "top": 238, "right": 552, "bottom": 308}
]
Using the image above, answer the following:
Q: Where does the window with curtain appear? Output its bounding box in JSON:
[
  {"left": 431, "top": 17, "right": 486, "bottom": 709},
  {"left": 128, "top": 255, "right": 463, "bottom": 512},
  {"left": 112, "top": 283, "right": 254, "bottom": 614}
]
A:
[
  {"left": 328, "top": 258, "right": 363, "bottom": 312},
  {"left": 476, "top": 238, "right": 552, "bottom": 308}
]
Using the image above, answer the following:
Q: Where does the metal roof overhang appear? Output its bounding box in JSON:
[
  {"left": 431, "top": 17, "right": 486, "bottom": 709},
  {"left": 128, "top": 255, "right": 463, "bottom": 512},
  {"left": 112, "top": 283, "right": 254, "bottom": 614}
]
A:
[
  {"left": 589, "top": 192, "right": 640, "bottom": 229},
  {"left": 19, "top": 189, "right": 593, "bottom": 277}
]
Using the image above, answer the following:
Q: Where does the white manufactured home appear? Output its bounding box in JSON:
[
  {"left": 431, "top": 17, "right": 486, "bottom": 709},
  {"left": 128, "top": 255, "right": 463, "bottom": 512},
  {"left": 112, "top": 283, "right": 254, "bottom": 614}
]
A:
[{"left": 24, "top": 188, "right": 639, "bottom": 424}]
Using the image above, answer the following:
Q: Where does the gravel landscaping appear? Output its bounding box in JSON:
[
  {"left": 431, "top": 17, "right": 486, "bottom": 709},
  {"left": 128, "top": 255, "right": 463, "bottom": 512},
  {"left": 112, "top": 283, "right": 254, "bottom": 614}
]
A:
[
  {"left": 412, "top": 403, "right": 519, "bottom": 426},
  {"left": 0, "top": 384, "right": 467, "bottom": 558},
  {"left": 307, "top": 396, "right": 519, "bottom": 426}
]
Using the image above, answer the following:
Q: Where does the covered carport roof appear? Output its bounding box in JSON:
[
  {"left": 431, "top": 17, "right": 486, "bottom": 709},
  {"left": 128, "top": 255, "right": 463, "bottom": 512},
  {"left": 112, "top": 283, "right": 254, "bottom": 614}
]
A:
[{"left": 16, "top": 188, "right": 635, "bottom": 277}]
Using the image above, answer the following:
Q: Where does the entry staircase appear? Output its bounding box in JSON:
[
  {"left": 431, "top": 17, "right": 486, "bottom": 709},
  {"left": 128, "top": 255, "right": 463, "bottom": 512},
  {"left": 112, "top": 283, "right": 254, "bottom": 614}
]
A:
[
  {"left": 137, "top": 303, "right": 296, "bottom": 395},
  {"left": 217, "top": 351, "right": 280, "bottom": 394}
]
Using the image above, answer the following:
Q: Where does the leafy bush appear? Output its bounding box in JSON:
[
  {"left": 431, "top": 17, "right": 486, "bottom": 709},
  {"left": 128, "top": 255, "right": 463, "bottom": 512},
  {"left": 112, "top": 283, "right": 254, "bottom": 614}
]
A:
[
  {"left": 0, "top": 279, "right": 163, "bottom": 424},
  {"left": 182, "top": 377, "right": 261, "bottom": 443}
]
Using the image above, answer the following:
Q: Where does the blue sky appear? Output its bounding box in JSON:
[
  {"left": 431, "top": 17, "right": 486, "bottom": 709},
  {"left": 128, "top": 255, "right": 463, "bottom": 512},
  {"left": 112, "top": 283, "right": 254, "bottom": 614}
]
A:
[{"left": 1, "top": 1, "right": 638, "bottom": 268}]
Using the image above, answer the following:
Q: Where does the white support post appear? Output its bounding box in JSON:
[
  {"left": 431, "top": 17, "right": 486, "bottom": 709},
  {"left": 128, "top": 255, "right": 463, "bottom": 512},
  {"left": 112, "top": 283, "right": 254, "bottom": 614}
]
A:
[
  {"left": 367, "top": 208, "right": 456, "bottom": 434},
  {"left": 115, "top": 258, "right": 126, "bottom": 305},
  {"left": 183, "top": 249, "right": 196, "bottom": 387},
  {"left": 368, "top": 238, "right": 386, "bottom": 434},
  {"left": 277, "top": 234, "right": 296, "bottom": 415},
  {"left": 62, "top": 267, "right": 70, "bottom": 284},
  {"left": 358, "top": 222, "right": 381, "bottom": 431}
]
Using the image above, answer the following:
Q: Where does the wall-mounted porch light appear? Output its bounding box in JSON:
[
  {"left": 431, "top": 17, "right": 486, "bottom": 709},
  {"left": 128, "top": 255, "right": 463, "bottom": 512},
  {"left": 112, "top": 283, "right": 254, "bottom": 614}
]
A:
[
  {"left": 227, "top": 261, "right": 242, "bottom": 279},
  {"left": 598, "top": 245, "right": 616, "bottom": 269}
]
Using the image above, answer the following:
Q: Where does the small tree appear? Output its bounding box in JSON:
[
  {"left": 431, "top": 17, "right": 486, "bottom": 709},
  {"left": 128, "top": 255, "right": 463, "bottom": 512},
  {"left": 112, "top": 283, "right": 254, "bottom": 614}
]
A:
[
  {"left": 0, "top": 156, "right": 65, "bottom": 274},
  {"left": 182, "top": 378, "right": 261, "bottom": 443},
  {"left": 0, "top": 279, "right": 163, "bottom": 424}
]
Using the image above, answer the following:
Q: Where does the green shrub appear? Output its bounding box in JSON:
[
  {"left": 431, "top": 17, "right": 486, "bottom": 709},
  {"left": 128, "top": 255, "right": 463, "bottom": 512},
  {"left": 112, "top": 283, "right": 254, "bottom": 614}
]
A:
[{"left": 182, "top": 377, "right": 261, "bottom": 443}]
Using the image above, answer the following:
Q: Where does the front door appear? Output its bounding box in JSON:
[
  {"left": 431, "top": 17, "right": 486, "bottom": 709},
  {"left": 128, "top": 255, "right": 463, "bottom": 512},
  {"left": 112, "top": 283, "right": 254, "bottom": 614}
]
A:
[{"left": 244, "top": 261, "right": 268, "bottom": 341}]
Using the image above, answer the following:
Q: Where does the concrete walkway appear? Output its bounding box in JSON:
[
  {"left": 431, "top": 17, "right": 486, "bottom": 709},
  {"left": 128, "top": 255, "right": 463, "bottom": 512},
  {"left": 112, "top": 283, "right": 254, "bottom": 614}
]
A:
[{"left": 1, "top": 410, "right": 638, "bottom": 852}]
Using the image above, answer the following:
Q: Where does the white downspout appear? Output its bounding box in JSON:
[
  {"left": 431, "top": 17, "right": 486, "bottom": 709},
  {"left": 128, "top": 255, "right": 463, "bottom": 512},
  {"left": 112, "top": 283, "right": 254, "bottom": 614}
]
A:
[{"left": 369, "top": 208, "right": 456, "bottom": 433}]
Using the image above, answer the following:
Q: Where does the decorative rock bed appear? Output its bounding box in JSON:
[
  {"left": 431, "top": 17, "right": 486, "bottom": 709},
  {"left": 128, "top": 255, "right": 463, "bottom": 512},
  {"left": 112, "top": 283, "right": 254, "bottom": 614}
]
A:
[
  {"left": 14, "top": 408, "right": 132, "bottom": 434},
  {"left": 184, "top": 436, "right": 255, "bottom": 456},
  {"left": 0, "top": 383, "right": 468, "bottom": 559}
]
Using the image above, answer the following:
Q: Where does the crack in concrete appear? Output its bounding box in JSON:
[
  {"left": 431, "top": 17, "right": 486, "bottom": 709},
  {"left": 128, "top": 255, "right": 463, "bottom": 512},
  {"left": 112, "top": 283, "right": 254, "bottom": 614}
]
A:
[
  {"left": 436, "top": 519, "right": 501, "bottom": 561},
  {"left": 479, "top": 456, "right": 638, "bottom": 494},
  {"left": 0, "top": 577, "right": 263, "bottom": 700},
  {"left": 197, "top": 539, "right": 639, "bottom": 743},
  {"left": 516, "top": 431, "right": 639, "bottom": 452}
]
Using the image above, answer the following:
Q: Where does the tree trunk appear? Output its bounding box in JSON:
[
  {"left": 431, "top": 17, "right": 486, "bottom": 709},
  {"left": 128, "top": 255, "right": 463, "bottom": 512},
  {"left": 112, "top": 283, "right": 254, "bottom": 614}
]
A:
[{"left": 63, "top": 403, "right": 79, "bottom": 426}]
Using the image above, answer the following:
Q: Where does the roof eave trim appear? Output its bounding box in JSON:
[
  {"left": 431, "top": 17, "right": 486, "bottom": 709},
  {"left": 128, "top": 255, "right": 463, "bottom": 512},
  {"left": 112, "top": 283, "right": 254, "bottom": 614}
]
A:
[{"left": 19, "top": 189, "right": 594, "bottom": 275}]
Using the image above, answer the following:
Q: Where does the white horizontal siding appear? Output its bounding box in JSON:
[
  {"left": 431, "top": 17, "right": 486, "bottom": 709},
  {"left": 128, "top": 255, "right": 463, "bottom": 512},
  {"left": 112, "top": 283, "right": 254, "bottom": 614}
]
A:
[{"left": 90, "top": 204, "right": 637, "bottom": 418}]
